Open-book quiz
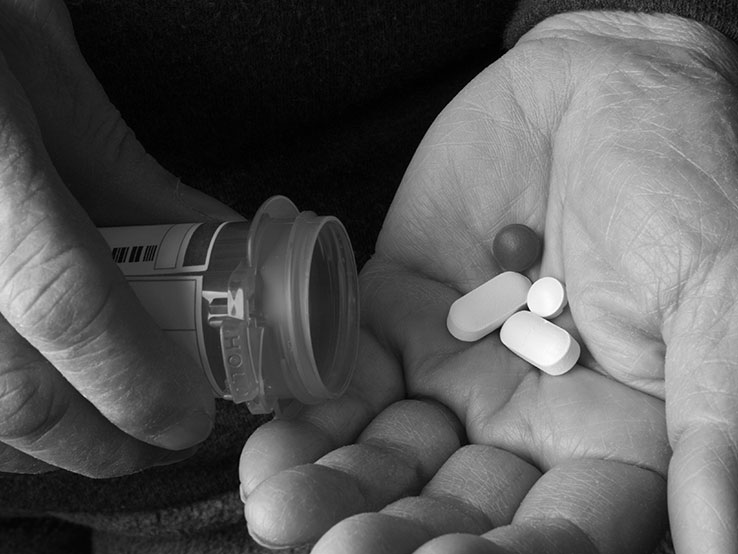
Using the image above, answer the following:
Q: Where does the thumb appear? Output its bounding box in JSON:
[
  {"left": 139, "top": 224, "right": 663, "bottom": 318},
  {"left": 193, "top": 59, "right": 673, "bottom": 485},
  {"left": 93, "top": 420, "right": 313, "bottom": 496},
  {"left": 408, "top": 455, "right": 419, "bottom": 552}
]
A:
[{"left": 0, "top": 0, "right": 240, "bottom": 225}]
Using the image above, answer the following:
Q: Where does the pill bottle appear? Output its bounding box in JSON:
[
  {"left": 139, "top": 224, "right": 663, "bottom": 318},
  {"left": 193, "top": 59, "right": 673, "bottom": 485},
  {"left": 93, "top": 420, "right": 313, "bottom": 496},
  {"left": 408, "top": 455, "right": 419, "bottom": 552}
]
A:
[{"left": 99, "top": 196, "right": 359, "bottom": 416}]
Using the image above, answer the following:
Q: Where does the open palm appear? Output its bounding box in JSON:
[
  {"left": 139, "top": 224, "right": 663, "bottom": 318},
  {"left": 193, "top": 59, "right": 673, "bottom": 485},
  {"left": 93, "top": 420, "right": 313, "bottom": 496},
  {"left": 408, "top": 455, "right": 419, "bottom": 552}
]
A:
[{"left": 241, "top": 13, "right": 738, "bottom": 554}]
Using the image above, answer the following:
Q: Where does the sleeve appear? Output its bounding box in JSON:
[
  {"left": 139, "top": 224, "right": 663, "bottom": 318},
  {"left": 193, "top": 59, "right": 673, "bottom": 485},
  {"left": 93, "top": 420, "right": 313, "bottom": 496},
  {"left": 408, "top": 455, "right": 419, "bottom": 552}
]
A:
[{"left": 503, "top": 0, "right": 738, "bottom": 48}]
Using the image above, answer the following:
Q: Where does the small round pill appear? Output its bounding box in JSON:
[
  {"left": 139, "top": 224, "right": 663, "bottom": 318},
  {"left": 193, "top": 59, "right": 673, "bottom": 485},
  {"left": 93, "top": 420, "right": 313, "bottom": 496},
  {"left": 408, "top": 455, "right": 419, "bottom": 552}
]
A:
[
  {"left": 492, "top": 224, "right": 541, "bottom": 272},
  {"left": 527, "top": 276, "right": 568, "bottom": 319}
]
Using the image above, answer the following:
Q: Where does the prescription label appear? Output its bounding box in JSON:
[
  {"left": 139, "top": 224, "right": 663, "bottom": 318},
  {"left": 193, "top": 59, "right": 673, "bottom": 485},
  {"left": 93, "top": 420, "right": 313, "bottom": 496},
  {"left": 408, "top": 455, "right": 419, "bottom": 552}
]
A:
[
  {"left": 126, "top": 276, "right": 212, "bottom": 379},
  {"left": 99, "top": 223, "right": 229, "bottom": 387},
  {"left": 99, "top": 222, "right": 226, "bottom": 276}
]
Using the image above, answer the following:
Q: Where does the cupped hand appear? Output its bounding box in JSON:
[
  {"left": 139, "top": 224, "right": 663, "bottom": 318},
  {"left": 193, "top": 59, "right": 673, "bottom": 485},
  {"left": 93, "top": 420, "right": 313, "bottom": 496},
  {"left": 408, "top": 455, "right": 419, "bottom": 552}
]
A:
[
  {"left": 240, "top": 11, "right": 738, "bottom": 554},
  {"left": 0, "top": 0, "right": 239, "bottom": 477}
]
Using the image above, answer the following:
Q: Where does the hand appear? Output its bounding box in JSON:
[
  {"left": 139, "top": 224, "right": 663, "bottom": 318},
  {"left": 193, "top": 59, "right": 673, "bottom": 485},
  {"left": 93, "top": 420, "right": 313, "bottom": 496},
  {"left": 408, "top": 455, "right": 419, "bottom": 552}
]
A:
[
  {"left": 0, "top": 0, "right": 238, "bottom": 477},
  {"left": 240, "top": 11, "right": 738, "bottom": 554}
]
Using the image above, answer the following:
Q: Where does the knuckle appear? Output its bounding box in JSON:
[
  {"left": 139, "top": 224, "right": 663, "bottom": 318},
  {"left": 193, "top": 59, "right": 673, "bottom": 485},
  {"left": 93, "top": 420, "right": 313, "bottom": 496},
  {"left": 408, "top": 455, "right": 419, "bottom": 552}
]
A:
[
  {"left": 0, "top": 97, "right": 45, "bottom": 209},
  {"left": 86, "top": 109, "right": 147, "bottom": 169},
  {"left": 0, "top": 363, "right": 63, "bottom": 443},
  {"left": 0, "top": 122, "right": 37, "bottom": 189},
  {"left": 0, "top": 234, "right": 120, "bottom": 352},
  {"left": 1, "top": 246, "right": 94, "bottom": 342}
]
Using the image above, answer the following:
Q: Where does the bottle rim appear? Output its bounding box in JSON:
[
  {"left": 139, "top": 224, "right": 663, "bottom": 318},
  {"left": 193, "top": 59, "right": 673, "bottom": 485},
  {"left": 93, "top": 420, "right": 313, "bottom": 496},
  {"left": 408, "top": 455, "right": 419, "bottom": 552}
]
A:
[
  {"left": 244, "top": 196, "right": 359, "bottom": 410},
  {"left": 284, "top": 211, "right": 359, "bottom": 402}
]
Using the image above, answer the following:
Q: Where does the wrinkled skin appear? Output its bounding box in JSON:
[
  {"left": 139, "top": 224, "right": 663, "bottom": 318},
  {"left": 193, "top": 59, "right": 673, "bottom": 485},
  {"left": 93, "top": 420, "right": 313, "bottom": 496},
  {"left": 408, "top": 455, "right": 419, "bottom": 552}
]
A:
[
  {"left": 0, "top": 0, "right": 239, "bottom": 477},
  {"left": 241, "top": 12, "right": 738, "bottom": 554}
]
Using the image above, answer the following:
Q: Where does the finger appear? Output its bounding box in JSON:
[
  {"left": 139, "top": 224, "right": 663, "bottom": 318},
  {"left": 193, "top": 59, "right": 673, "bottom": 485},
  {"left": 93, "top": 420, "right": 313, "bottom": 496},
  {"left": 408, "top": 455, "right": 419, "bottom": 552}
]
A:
[
  {"left": 0, "top": 314, "right": 199, "bottom": 476},
  {"left": 244, "top": 399, "right": 463, "bottom": 548},
  {"left": 418, "top": 445, "right": 541, "bottom": 528},
  {"left": 0, "top": 0, "right": 239, "bottom": 224},
  {"left": 416, "top": 523, "right": 595, "bottom": 554},
  {"left": 481, "top": 460, "right": 667, "bottom": 554},
  {"left": 666, "top": 298, "right": 738, "bottom": 554},
  {"left": 415, "top": 463, "right": 665, "bottom": 554},
  {"left": 310, "top": 445, "right": 541, "bottom": 554},
  {"left": 0, "top": 53, "right": 215, "bottom": 451},
  {"left": 0, "top": 443, "right": 54, "bottom": 474},
  {"left": 240, "top": 329, "right": 404, "bottom": 494},
  {"left": 669, "top": 428, "right": 738, "bottom": 554}
]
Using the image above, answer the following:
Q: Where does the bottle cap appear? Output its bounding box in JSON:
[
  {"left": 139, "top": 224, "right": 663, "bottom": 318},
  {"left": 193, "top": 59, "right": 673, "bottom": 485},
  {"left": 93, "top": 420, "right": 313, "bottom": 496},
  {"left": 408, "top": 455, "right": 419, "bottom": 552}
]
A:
[{"left": 213, "top": 196, "right": 359, "bottom": 416}]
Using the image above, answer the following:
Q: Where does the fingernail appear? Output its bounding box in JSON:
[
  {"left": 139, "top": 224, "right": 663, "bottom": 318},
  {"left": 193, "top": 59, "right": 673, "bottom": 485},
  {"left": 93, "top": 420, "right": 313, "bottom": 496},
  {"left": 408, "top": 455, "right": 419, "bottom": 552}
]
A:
[
  {"left": 248, "top": 528, "right": 300, "bottom": 550},
  {"left": 153, "top": 446, "right": 200, "bottom": 468},
  {"left": 153, "top": 411, "right": 214, "bottom": 450},
  {"left": 239, "top": 484, "right": 248, "bottom": 503}
]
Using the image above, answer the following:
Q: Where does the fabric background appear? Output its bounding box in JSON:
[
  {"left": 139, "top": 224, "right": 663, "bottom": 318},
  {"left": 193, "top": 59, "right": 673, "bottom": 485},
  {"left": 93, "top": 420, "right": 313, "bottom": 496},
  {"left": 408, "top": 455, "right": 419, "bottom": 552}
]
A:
[{"left": 504, "top": 0, "right": 738, "bottom": 47}]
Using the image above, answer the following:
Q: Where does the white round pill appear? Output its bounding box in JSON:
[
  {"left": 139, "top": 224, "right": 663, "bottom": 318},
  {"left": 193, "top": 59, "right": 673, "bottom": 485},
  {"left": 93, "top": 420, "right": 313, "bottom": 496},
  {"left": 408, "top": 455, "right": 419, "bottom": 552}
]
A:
[{"left": 527, "top": 276, "right": 567, "bottom": 319}]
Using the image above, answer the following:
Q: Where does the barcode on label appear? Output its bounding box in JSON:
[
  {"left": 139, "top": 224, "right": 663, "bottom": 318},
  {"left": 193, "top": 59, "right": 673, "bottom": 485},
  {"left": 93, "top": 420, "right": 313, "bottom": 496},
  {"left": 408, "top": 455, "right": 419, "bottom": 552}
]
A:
[{"left": 111, "top": 244, "right": 158, "bottom": 264}]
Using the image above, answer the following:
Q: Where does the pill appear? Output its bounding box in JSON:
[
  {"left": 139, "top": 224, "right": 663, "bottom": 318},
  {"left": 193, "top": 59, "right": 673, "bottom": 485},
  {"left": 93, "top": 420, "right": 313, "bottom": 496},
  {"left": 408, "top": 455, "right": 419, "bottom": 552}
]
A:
[
  {"left": 527, "top": 276, "right": 568, "bottom": 319},
  {"left": 492, "top": 224, "right": 541, "bottom": 272},
  {"left": 500, "top": 311, "right": 580, "bottom": 375},
  {"left": 447, "top": 271, "right": 531, "bottom": 342}
]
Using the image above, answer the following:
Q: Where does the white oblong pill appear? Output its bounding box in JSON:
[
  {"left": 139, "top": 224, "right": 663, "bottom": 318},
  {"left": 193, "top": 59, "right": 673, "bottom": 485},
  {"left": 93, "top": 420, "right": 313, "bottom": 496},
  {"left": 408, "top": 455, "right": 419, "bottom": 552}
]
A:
[
  {"left": 500, "top": 310, "right": 580, "bottom": 375},
  {"left": 527, "top": 276, "right": 568, "bottom": 319},
  {"left": 447, "top": 271, "right": 531, "bottom": 342}
]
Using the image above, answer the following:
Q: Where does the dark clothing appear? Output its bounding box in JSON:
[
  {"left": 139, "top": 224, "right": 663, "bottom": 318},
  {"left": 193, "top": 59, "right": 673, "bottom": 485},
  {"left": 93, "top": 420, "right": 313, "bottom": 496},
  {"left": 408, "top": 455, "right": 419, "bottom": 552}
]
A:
[{"left": 1, "top": 1, "right": 735, "bottom": 552}]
